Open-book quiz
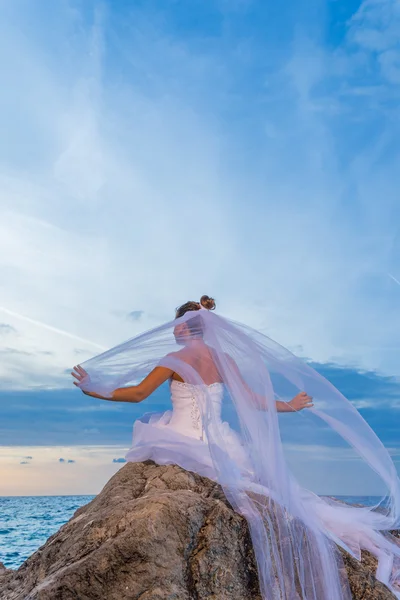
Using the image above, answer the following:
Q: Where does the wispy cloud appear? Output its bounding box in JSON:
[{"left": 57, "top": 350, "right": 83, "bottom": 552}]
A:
[
  {"left": 388, "top": 273, "right": 400, "bottom": 287},
  {"left": 0, "top": 305, "right": 106, "bottom": 350},
  {"left": 347, "top": 0, "right": 400, "bottom": 84},
  {"left": 127, "top": 311, "right": 144, "bottom": 321},
  {"left": 0, "top": 323, "right": 17, "bottom": 335}
]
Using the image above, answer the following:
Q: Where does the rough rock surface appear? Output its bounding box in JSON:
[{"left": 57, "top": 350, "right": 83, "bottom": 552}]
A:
[{"left": 0, "top": 461, "right": 397, "bottom": 600}]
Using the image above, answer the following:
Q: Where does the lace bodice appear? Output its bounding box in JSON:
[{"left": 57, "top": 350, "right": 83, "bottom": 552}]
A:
[{"left": 168, "top": 379, "right": 224, "bottom": 440}]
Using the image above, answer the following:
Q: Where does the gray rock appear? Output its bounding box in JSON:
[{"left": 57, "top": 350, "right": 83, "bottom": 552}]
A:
[
  {"left": 0, "top": 461, "right": 397, "bottom": 599},
  {"left": 0, "top": 562, "right": 13, "bottom": 587}
]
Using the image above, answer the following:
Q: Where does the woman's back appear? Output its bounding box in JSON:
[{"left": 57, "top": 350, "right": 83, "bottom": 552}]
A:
[{"left": 171, "top": 341, "right": 223, "bottom": 386}]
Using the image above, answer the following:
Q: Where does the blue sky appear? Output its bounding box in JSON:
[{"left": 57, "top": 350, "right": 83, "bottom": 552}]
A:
[{"left": 0, "top": 0, "right": 399, "bottom": 495}]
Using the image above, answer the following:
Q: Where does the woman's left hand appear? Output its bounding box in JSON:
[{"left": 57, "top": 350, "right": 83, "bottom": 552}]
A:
[{"left": 289, "top": 391, "right": 314, "bottom": 411}]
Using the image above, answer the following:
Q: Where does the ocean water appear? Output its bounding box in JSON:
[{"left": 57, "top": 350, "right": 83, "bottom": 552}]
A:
[
  {"left": 0, "top": 495, "right": 387, "bottom": 570},
  {"left": 0, "top": 495, "right": 94, "bottom": 569}
]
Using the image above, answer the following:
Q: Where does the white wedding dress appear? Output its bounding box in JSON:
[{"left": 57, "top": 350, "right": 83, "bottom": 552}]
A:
[{"left": 125, "top": 380, "right": 252, "bottom": 480}]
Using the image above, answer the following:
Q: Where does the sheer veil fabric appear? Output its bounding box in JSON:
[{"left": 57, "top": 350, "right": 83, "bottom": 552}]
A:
[{"left": 79, "top": 308, "right": 400, "bottom": 599}]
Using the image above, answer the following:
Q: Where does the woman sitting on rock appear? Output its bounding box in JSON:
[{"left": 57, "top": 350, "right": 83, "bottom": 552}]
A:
[{"left": 72, "top": 295, "right": 400, "bottom": 600}]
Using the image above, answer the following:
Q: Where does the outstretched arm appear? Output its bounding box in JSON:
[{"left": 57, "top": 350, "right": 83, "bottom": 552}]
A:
[
  {"left": 71, "top": 365, "right": 174, "bottom": 403},
  {"left": 224, "top": 354, "right": 313, "bottom": 412},
  {"left": 276, "top": 393, "right": 313, "bottom": 412}
]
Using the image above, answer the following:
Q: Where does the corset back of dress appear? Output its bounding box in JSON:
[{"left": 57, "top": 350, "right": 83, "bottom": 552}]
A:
[{"left": 168, "top": 380, "right": 224, "bottom": 440}]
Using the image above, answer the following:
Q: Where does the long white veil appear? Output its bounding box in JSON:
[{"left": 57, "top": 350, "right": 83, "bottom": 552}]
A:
[{"left": 78, "top": 307, "right": 400, "bottom": 599}]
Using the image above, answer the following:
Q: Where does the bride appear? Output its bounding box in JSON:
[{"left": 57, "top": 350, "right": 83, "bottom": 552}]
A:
[{"left": 72, "top": 295, "right": 400, "bottom": 600}]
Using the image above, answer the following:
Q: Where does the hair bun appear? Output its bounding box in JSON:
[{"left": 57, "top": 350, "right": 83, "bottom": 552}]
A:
[{"left": 200, "top": 295, "right": 216, "bottom": 311}]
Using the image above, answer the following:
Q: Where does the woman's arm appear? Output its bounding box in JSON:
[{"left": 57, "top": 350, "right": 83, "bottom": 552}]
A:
[
  {"left": 223, "top": 355, "right": 313, "bottom": 412},
  {"left": 276, "top": 394, "right": 313, "bottom": 412},
  {"left": 71, "top": 365, "right": 174, "bottom": 403}
]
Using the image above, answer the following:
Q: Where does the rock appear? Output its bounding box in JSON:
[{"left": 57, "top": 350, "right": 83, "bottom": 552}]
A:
[
  {"left": 0, "top": 562, "right": 13, "bottom": 593},
  {"left": 340, "top": 549, "right": 397, "bottom": 600},
  {"left": 0, "top": 461, "right": 260, "bottom": 600},
  {"left": 0, "top": 461, "right": 397, "bottom": 600}
]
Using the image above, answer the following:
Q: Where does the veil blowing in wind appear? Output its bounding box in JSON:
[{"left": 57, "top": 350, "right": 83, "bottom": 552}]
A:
[{"left": 72, "top": 296, "right": 400, "bottom": 600}]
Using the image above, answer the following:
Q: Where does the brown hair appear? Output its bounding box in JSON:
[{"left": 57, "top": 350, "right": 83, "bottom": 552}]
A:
[{"left": 175, "top": 295, "right": 216, "bottom": 319}]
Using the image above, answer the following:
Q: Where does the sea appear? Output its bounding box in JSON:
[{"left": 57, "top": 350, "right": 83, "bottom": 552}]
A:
[
  {"left": 0, "top": 495, "right": 387, "bottom": 570},
  {"left": 0, "top": 495, "right": 94, "bottom": 569}
]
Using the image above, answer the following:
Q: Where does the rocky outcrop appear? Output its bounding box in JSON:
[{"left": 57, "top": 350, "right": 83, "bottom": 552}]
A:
[
  {"left": 341, "top": 546, "right": 398, "bottom": 600},
  {"left": 0, "top": 563, "right": 13, "bottom": 590},
  {"left": 0, "top": 461, "right": 397, "bottom": 600}
]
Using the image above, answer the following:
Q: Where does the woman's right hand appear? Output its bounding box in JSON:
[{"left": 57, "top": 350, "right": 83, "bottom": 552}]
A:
[
  {"left": 71, "top": 365, "right": 91, "bottom": 391},
  {"left": 289, "top": 391, "right": 314, "bottom": 411}
]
